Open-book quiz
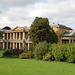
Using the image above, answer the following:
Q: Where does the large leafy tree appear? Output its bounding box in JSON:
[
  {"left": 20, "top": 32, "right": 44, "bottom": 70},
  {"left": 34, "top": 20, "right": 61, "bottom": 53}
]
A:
[
  {"left": 0, "top": 31, "right": 4, "bottom": 38},
  {"left": 29, "top": 17, "right": 58, "bottom": 44}
]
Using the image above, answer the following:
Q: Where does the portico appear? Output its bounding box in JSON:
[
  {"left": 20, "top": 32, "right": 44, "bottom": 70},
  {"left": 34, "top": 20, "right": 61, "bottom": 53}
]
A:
[{"left": 0, "top": 26, "right": 32, "bottom": 50}]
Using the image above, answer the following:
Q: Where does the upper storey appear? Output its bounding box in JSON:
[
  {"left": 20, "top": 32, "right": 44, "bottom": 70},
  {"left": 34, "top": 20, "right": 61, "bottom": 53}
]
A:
[
  {"left": 0, "top": 26, "right": 30, "bottom": 42},
  {"left": 4, "top": 26, "right": 30, "bottom": 33}
]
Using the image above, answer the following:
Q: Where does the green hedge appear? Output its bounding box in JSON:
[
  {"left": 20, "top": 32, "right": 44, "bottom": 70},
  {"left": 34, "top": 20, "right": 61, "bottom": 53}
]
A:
[
  {"left": 19, "top": 51, "right": 33, "bottom": 59},
  {"left": 34, "top": 41, "right": 49, "bottom": 60},
  {"left": 52, "top": 43, "right": 75, "bottom": 63}
]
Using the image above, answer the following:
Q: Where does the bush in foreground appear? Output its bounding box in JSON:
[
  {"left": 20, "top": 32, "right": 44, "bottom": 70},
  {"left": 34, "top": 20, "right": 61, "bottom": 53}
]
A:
[
  {"left": 19, "top": 51, "right": 33, "bottom": 59},
  {"left": 34, "top": 41, "right": 49, "bottom": 60},
  {"left": 3, "top": 48, "right": 24, "bottom": 56},
  {"left": 3, "top": 50, "right": 12, "bottom": 56},
  {"left": 52, "top": 43, "right": 75, "bottom": 63},
  {"left": 43, "top": 52, "right": 54, "bottom": 61}
]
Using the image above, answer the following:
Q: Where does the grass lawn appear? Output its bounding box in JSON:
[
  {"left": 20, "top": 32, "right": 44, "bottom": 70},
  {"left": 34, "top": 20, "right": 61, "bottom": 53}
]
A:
[{"left": 0, "top": 50, "right": 75, "bottom": 75}]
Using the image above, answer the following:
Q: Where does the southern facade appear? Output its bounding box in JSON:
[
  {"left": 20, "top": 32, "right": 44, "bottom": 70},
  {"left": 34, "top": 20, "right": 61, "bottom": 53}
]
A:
[
  {"left": 0, "top": 23, "right": 75, "bottom": 50},
  {"left": 0, "top": 26, "right": 32, "bottom": 50}
]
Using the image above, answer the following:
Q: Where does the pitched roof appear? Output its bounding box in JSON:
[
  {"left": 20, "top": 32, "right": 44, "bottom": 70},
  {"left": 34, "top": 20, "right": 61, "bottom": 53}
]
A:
[
  {"left": 18, "top": 26, "right": 30, "bottom": 30},
  {"left": 61, "top": 29, "right": 75, "bottom": 37},
  {"left": 1, "top": 26, "right": 11, "bottom": 30},
  {"left": 12, "top": 26, "right": 30, "bottom": 31},
  {"left": 50, "top": 24, "right": 72, "bottom": 30}
]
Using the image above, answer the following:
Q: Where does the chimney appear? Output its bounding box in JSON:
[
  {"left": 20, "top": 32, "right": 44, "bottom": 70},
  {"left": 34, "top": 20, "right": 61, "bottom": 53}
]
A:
[{"left": 52, "top": 22, "right": 55, "bottom": 24}]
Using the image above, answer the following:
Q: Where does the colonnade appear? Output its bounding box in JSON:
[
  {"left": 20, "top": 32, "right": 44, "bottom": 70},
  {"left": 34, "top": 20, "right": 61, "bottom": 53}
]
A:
[
  {"left": 2, "top": 32, "right": 30, "bottom": 50},
  {"left": 60, "top": 39, "right": 74, "bottom": 44}
]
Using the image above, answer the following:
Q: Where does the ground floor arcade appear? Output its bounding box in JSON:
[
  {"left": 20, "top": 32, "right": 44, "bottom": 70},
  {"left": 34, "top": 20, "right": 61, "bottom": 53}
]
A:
[
  {"left": 0, "top": 42, "right": 32, "bottom": 50},
  {"left": 60, "top": 36, "right": 75, "bottom": 44}
]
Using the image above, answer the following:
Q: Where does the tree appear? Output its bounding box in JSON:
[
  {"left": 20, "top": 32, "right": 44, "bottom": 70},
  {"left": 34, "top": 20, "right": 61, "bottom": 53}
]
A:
[
  {"left": 0, "top": 31, "right": 4, "bottom": 38},
  {"left": 29, "top": 17, "right": 58, "bottom": 44}
]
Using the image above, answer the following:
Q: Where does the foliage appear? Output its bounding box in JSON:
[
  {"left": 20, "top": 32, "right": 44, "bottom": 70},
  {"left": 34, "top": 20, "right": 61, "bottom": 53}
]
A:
[
  {"left": 0, "top": 31, "right": 4, "bottom": 38},
  {"left": 34, "top": 41, "right": 49, "bottom": 60},
  {"left": 21, "top": 45, "right": 28, "bottom": 52},
  {"left": 29, "top": 44, "right": 35, "bottom": 52},
  {"left": 3, "top": 48, "right": 24, "bottom": 56},
  {"left": 52, "top": 43, "right": 75, "bottom": 63},
  {"left": 29, "top": 17, "right": 58, "bottom": 44},
  {"left": 3, "top": 50, "right": 12, "bottom": 56},
  {"left": 19, "top": 51, "right": 33, "bottom": 59},
  {"left": 27, "top": 51, "right": 34, "bottom": 59},
  {"left": 15, "top": 48, "right": 24, "bottom": 56},
  {"left": 10, "top": 49, "right": 16, "bottom": 55},
  {"left": 43, "top": 52, "right": 54, "bottom": 61},
  {"left": 2, "top": 55, "right": 18, "bottom": 58},
  {"left": 19, "top": 52, "right": 27, "bottom": 59},
  {"left": 65, "top": 43, "right": 75, "bottom": 63},
  {"left": 52, "top": 44, "right": 66, "bottom": 61}
]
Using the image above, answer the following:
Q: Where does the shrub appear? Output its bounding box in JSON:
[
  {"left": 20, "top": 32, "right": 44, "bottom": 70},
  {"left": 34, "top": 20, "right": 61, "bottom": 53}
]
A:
[
  {"left": 29, "top": 45, "right": 35, "bottom": 52},
  {"left": 34, "top": 41, "right": 49, "bottom": 60},
  {"left": 43, "top": 52, "right": 55, "bottom": 61},
  {"left": 15, "top": 48, "right": 24, "bottom": 56},
  {"left": 10, "top": 49, "right": 16, "bottom": 55},
  {"left": 27, "top": 51, "right": 34, "bottom": 59},
  {"left": 19, "top": 52, "right": 27, "bottom": 59},
  {"left": 51, "top": 43, "right": 75, "bottom": 63},
  {"left": 65, "top": 44, "right": 75, "bottom": 63},
  {"left": 3, "top": 50, "right": 12, "bottom": 56},
  {"left": 52, "top": 44, "right": 66, "bottom": 61},
  {"left": 19, "top": 51, "right": 33, "bottom": 59},
  {"left": 3, "top": 48, "right": 24, "bottom": 56},
  {"left": 21, "top": 45, "right": 28, "bottom": 52}
]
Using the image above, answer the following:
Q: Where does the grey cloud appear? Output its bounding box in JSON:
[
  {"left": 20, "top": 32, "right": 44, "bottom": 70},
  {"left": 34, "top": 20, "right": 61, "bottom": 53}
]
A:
[
  {"left": 0, "top": 0, "right": 75, "bottom": 29},
  {"left": 0, "top": 0, "right": 40, "bottom": 7},
  {"left": 0, "top": 10, "right": 3, "bottom": 14}
]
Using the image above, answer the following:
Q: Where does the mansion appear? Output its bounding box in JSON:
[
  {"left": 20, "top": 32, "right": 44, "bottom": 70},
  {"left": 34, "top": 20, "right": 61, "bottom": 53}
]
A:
[
  {"left": 0, "top": 23, "right": 75, "bottom": 50},
  {"left": 0, "top": 26, "right": 32, "bottom": 50}
]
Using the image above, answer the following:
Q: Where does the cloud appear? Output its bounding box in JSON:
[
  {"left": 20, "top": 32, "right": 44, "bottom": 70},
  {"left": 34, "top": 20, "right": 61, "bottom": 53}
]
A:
[
  {"left": 30, "top": 0, "right": 75, "bottom": 28},
  {"left": 0, "top": 0, "right": 40, "bottom": 7},
  {"left": 0, "top": 0, "right": 75, "bottom": 29}
]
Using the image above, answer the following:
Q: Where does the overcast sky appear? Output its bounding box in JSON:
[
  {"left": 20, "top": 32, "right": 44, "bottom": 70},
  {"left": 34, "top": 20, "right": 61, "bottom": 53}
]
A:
[{"left": 0, "top": 0, "right": 75, "bottom": 29}]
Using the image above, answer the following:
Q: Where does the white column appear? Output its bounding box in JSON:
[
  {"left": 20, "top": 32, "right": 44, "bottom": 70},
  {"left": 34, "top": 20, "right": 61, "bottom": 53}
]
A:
[
  {"left": 7, "top": 42, "right": 8, "bottom": 50},
  {"left": 7, "top": 33, "right": 8, "bottom": 40},
  {"left": 10, "top": 33, "right": 11, "bottom": 40},
  {"left": 3, "top": 42, "right": 5, "bottom": 49},
  {"left": 19, "top": 43, "right": 21, "bottom": 49},
  {"left": 23, "top": 32, "right": 25, "bottom": 47},
  {"left": 13, "top": 33, "right": 15, "bottom": 40},
  {"left": 16, "top": 43, "right": 17, "bottom": 48},
  {"left": 10, "top": 42, "right": 11, "bottom": 49},
  {"left": 13, "top": 42, "right": 15, "bottom": 49},
  {"left": 69, "top": 39, "right": 71, "bottom": 43},
  {"left": 3, "top": 33, "right": 5, "bottom": 49},
  {"left": 72, "top": 40, "right": 73, "bottom": 43},
  {"left": 23, "top": 32, "right": 25, "bottom": 40},
  {"left": 28, "top": 32, "right": 29, "bottom": 40},
  {"left": 28, "top": 32, "right": 30, "bottom": 50},
  {"left": 19, "top": 32, "right": 21, "bottom": 40},
  {"left": 28, "top": 43, "right": 29, "bottom": 50},
  {"left": 60, "top": 39, "right": 62, "bottom": 44},
  {"left": 16, "top": 32, "right": 17, "bottom": 40}
]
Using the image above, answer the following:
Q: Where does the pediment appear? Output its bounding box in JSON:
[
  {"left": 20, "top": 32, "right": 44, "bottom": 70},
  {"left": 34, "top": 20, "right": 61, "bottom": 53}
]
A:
[{"left": 13, "top": 27, "right": 23, "bottom": 31}]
